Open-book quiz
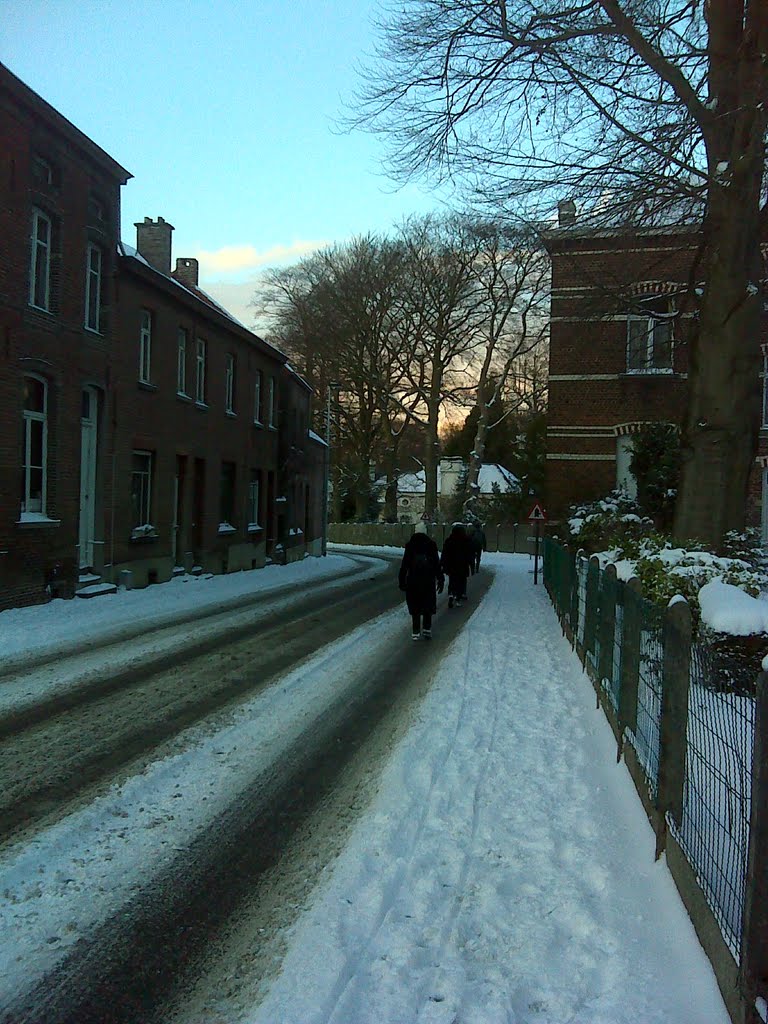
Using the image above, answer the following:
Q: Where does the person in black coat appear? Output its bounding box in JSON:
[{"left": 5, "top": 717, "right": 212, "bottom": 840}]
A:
[
  {"left": 398, "top": 524, "right": 444, "bottom": 640},
  {"left": 468, "top": 522, "right": 487, "bottom": 574},
  {"left": 441, "top": 522, "right": 473, "bottom": 607}
]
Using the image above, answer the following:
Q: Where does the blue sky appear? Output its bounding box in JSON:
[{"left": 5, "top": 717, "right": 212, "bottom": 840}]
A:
[{"left": 5, "top": 0, "right": 452, "bottom": 323}]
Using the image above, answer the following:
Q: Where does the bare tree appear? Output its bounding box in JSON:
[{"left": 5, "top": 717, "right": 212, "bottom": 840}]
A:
[{"left": 354, "top": 0, "right": 768, "bottom": 549}]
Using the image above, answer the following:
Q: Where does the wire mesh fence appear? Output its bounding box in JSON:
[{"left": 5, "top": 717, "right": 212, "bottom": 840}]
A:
[{"left": 543, "top": 538, "right": 756, "bottom": 966}]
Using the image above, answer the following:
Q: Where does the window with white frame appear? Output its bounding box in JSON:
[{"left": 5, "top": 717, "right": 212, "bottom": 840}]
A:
[
  {"left": 267, "top": 375, "right": 276, "bottom": 427},
  {"left": 21, "top": 375, "right": 48, "bottom": 515},
  {"left": 177, "top": 328, "right": 188, "bottom": 395},
  {"left": 195, "top": 338, "right": 207, "bottom": 404},
  {"left": 225, "top": 354, "right": 236, "bottom": 413},
  {"left": 29, "top": 208, "right": 52, "bottom": 311},
  {"left": 626, "top": 295, "right": 674, "bottom": 372},
  {"left": 763, "top": 347, "right": 768, "bottom": 428},
  {"left": 139, "top": 310, "right": 152, "bottom": 383},
  {"left": 130, "top": 450, "right": 153, "bottom": 530},
  {"left": 253, "top": 370, "right": 263, "bottom": 423},
  {"left": 248, "top": 470, "right": 261, "bottom": 528},
  {"left": 85, "top": 243, "right": 102, "bottom": 332}
]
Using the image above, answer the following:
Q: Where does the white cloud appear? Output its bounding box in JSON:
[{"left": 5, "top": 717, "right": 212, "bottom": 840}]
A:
[{"left": 195, "top": 240, "right": 327, "bottom": 276}]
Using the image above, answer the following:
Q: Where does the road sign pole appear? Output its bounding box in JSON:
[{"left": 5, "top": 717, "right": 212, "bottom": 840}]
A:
[{"left": 534, "top": 519, "right": 540, "bottom": 585}]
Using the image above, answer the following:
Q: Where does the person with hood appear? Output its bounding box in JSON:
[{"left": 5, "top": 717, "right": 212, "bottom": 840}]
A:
[
  {"left": 441, "top": 522, "right": 473, "bottom": 607},
  {"left": 398, "top": 522, "right": 444, "bottom": 640}
]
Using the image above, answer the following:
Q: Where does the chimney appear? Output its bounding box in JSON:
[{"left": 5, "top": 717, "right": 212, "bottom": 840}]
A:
[
  {"left": 134, "top": 216, "right": 174, "bottom": 274},
  {"left": 174, "top": 257, "right": 199, "bottom": 289},
  {"left": 557, "top": 200, "right": 577, "bottom": 227}
]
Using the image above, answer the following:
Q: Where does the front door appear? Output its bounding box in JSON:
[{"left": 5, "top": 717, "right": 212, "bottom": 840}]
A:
[{"left": 78, "top": 387, "right": 98, "bottom": 569}]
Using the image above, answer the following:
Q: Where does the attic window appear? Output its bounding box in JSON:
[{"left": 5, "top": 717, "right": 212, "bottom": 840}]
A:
[
  {"left": 31, "top": 154, "right": 59, "bottom": 191},
  {"left": 88, "top": 195, "right": 106, "bottom": 224}
]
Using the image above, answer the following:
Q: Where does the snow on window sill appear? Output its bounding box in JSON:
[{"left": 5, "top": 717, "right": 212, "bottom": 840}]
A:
[
  {"left": 226, "top": 410, "right": 237, "bottom": 418},
  {"left": 131, "top": 525, "right": 158, "bottom": 541},
  {"left": 247, "top": 523, "right": 263, "bottom": 533},
  {"left": 138, "top": 379, "right": 158, "bottom": 392},
  {"left": 275, "top": 496, "right": 287, "bottom": 504},
  {"left": 194, "top": 400, "right": 209, "bottom": 410},
  {"left": 218, "top": 522, "right": 236, "bottom": 535},
  {"left": 176, "top": 391, "right": 191, "bottom": 401},
  {"left": 253, "top": 419, "right": 263, "bottom": 428},
  {"left": 623, "top": 368, "right": 674, "bottom": 376},
  {"left": 17, "top": 512, "right": 61, "bottom": 528}
]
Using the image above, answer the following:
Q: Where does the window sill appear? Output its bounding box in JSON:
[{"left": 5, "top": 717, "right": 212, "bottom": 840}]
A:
[
  {"left": 138, "top": 380, "right": 158, "bottom": 392},
  {"left": 247, "top": 523, "right": 263, "bottom": 534},
  {"left": 622, "top": 368, "right": 675, "bottom": 377},
  {"left": 130, "top": 531, "right": 158, "bottom": 543},
  {"left": 218, "top": 523, "right": 237, "bottom": 535},
  {"left": 253, "top": 420, "right": 264, "bottom": 429},
  {"left": 17, "top": 514, "right": 61, "bottom": 528},
  {"left": 176, "top": 391, "right": 191, "bottom": 402},
  {"left": 267, "top": 424, "right": 278, "bottom": 432},
  {"left": 84, "top": 326, "right": 103, "bottom": 337},
  {"left": 195, "top": 401, "right": 209, "bottom": 410},
  {"left": 28, "top": 302, "right": 53, "bottom": 316},
  {"left": 226, "top": 410, "right": 237, "bottom": 418}
]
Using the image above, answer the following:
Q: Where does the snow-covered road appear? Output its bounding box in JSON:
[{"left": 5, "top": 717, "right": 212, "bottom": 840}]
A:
[{"left": 0, "top": 550, "right": 730, "bottom": 1023}]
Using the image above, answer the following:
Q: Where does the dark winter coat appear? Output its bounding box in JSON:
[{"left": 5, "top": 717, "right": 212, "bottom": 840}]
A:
[
  {"left": 398, "top": 533, "right": 443, "bottom": 615},
  {"left": 440, "top": 525, "right": 473, "bottom": 580},
  {"left": 469, "top": 525, "right": 486, "bottom": 555}
]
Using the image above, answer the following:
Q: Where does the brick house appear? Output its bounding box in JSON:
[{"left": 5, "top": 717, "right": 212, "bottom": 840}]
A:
[
  {"left": 0, "top": 62, "right": 131, "bottom": 608},
  {"left": 0, "top": 64, "right": 326, "bottom": 609},
  {"left": 544, "top": 205, "right": 768, "bottom": 538}
]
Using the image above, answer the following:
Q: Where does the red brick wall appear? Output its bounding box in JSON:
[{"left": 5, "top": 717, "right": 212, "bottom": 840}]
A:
[{"left": 0, "top": 69, "right": 125, "bottom": 609}]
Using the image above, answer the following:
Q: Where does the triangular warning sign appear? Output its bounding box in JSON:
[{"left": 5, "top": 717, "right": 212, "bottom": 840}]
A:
[{"left": 527, "top": 502, "right": 546, "bottom": 521}]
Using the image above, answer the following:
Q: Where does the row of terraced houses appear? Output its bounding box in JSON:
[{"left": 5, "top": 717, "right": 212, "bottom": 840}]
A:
[
  {"left": 0, "top": 63, "right": 326, "bottom": 610},
  {"left": 543, "top": 200, "right": 768, "bottom": 535}
]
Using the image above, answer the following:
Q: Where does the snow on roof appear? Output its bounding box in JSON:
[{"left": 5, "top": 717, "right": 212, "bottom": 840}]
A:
[{"left": 397, "top": 463, "right": 519, "bottom": 495}]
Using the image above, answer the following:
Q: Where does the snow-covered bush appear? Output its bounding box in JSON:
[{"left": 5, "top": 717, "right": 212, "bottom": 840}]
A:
[{"left": 564, "top": 491, "right": 656, "bottom": 556}]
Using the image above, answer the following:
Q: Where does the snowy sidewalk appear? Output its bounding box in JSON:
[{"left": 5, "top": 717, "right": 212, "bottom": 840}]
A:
[{"left": 246, "top": 553, "right": 729, "bottom": 1024}]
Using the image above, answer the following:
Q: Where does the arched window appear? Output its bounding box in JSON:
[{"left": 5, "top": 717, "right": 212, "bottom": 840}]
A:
[{"left": 21, "top": 375, "right": 48, "bottom": 515}]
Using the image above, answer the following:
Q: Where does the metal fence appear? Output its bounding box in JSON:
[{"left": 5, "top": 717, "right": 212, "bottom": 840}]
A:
[{"left": 544, "top": 538, "right": 765, "bottom": 1024}]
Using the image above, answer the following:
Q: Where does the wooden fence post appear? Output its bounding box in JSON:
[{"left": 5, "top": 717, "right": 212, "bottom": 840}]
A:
[
  {"left": 598, "top": 563, "right": 618, "bottom": 706},
  {"left": 655, "top": 596, "right": 692, "bottom": 860},
  {"left": 741, "top": 671, "right": 768, "bottom": 1024},
  {"left": 617, "top": 576, "right": 642, "bottom": 763}
]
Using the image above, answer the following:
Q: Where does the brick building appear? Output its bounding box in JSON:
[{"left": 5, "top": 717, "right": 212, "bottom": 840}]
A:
[
  {"left": 544, "top": 205, "right": 768, "bottom": 538},
  {"left": 0, "top": 62, "right": 131, "bottom": 608},
  {"left": 0, "top": 64, "right": 325, "bottom": 610}
]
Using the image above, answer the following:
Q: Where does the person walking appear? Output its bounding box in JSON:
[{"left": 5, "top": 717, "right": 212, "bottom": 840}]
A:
[
  {"left": 468, "top": 522, "right": 487, "bottom": 574},
  {"left": 441, "top": 522, "right": 473, "bottom": 607},
  {"left": 398, "top": 523, "right": 444, "bottom": 640}
]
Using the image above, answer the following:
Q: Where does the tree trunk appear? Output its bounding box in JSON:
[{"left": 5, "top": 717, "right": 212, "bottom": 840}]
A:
[
  {"left": 423, "top": 398, "right": 440, "bottom": 518},
  {"left": 673, "top": 155, "right": 764, "bottom": 549},
  {"left": 466, "top": 400, "right": 491, "bottom": 517}
]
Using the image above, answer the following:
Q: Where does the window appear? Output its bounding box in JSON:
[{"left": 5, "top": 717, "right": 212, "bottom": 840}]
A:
[
  {"left": 177, "top": 328, "right": 188, "bottom": 395},
  {"left": 29, "top": 208, "right": 51, "bottom": 310},
  {"left": 225, "top": 354, "right": 236, "bottom": 413},
  {"left": 85, "top": 243, "right": 102, "bottom": 332},
  {"left": 220, "top": 461, "right": 236, "bottom": 528},
  {"left": 130, "top": 451, "right": 153, "bottom": 529},
  {"left": 31, "top": 155, "right": 55, "bottom": 188},
  {"left": 267, "top": 375, "right": 276, "bottom": 427},
  {"left": 253, "top": 370, "right": 263, "bottom": 423},
  {"left": 763, "top": 348, "right": 768, "bottom": 428},
  {"left": 139, "top": 310, "right": 152, "bottom": 383},
  {"left": 248, "top": 470, "right": 261, "bottom": 529},
  {"left": 626, "top": 295, "right": 674, "bottom": 372},
  {"left": 195, "top": 338, "right": 207, "bottom": 404},
  {"left": 21, "top": 375, "right": 48, "bottom": 515}
]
